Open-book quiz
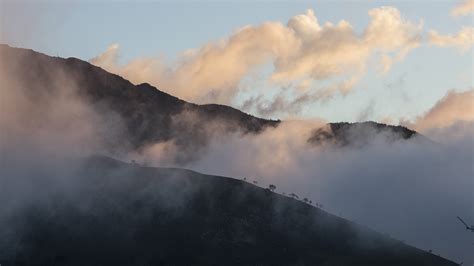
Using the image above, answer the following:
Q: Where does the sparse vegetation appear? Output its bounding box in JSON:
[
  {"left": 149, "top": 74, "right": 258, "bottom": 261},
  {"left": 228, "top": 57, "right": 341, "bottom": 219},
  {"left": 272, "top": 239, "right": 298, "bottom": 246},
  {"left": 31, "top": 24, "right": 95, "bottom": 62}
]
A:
[
  {"left": 0, "top": 45, "right": 457, "bottom": 266},
  {"left": 289, "top": 193, "right": 299, "bottom": 199}
]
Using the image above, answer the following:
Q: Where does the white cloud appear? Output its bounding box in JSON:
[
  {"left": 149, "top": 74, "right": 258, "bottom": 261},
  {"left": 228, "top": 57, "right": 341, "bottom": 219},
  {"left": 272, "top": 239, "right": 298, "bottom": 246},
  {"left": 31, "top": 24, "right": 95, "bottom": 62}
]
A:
[
  {"left": 451, "top": 0, "right": 474, "bottom": 17},
  {"left": 428, "top": 27, "right": 474, "bottom": 52},
  {"left": 405, "top": 89, "right": 474, "bottom": 133},
  {"left": 90, "top": 7, "right": 422, "bottom": 109}
]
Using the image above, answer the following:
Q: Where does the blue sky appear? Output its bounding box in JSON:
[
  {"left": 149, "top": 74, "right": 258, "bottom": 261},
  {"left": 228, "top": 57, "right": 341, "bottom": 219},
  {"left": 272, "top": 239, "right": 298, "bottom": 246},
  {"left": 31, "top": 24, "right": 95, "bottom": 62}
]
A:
[{"left": 1, "top": 0, "right": 472, "bottom": 123}]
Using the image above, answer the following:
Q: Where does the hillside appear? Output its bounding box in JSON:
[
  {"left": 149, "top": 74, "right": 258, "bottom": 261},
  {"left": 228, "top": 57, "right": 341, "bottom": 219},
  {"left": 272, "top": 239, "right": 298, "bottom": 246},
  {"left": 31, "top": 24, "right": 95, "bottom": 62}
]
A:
[
  {"left": 0, "top": 44, "right": 459, "bottom": 265},
  {"left": 0, "top": 44, "right": 426, "bottom": 160},
  {"left": 0, "top": 44, "right": 279, "bottom": 156},
  {"left": 0, "top": 155, "right": 457, "bottom": 266},
  {"left": 308, "top": 121, "right": 427, "bottom": 147}
]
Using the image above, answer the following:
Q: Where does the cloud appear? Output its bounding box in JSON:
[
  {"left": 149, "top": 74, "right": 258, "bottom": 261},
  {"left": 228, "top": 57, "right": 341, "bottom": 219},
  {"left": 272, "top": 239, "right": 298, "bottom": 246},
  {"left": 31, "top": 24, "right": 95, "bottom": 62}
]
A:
[
  {"left": 0, "top": 45, "right": 129, "bottom": 180},
  {"left": 90, "top": 7, "right": 422, "bottom": 113},
  {"left": 135, "top": 117, "right": 473, "bottom": 265},
  {"left": 89, "top": 43, "right": 120, "bottom": 68},
  {"left": 3, "top": 45, "right": 472, "bottom": 264},
  {"left": 407, "top": 89, "right": 474, "bottom": 133},
  {"left": 0, "top": 45, "right": 126, "bottom": 236},
  {"left": 1, "top": 56, "right": 104, "bottom": 160},
  {"left": 428, "top": 27, "right": 474, "bottom": 52},
  {"left": 451, "top": 0, "right": 474, "bottom": 17},
  {"left": 240, "top": 73, "right": 363, "bottom": 118},
  {"left": 90, "top": 23, "right": 298, "bottom": 104}
]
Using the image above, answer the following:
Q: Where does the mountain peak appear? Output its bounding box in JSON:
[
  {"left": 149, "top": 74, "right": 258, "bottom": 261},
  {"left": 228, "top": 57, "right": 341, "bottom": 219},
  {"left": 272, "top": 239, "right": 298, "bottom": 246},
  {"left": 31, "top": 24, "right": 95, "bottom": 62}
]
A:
[{"left": 0, "top": 44, "right": 279, "bottom": 154}]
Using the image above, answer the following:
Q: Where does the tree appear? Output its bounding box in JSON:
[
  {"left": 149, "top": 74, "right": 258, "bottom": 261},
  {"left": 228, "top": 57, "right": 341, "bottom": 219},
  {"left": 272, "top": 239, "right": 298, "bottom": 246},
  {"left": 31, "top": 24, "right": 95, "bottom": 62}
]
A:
[
  {"left": 268, "top": 184, "right": 276, "bottom": 192},
  {"left": 289, "top": 193, "right": 299, "bottom": 199},
  {"left": 303, "top": 198, "right": 309, "bottom": 203}
]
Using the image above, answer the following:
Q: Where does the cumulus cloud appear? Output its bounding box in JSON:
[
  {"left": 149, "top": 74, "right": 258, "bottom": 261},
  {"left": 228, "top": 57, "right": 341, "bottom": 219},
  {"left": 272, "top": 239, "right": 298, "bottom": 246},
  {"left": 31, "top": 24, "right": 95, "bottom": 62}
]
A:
[
  {"left": 90, "top": 23, "right": 297, "bottom": 104},
  {"left": 428, "top": 27, "right": 474, "bottom": 52},
  {"left": 451, "top": 0, "right": 474, "bottom": 17},
  {"left": 406, "top": 89, "right": 474, "bottom": 133},
  {"left": 90, "top": 7, "right": 422, "bottom": 114}
]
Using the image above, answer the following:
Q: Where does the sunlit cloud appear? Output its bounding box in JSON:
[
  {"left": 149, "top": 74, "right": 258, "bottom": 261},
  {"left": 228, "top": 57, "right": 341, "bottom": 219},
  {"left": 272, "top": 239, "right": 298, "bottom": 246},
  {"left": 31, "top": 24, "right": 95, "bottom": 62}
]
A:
[
  {"left": 451, "top": 0, "right": 474, "bottom": 17},
  {"left": 90, "top": 7, "right": 422, "bottom": 112},
  {"left": 403, "top": 89, "right": 474, "bottom": 133},
  {"left": 428, "top": 27, "right": 474, "bottom": 52}
]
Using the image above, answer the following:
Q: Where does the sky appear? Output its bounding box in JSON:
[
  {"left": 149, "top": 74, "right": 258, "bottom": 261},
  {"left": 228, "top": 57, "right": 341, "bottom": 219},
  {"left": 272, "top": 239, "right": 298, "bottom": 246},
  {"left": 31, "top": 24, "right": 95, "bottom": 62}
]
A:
[
  {"left": 1, "top": 0, "right": 473, "bottom": 124},
  {"left": 1, "top": 1, "right": 473, "bottom": 263}
]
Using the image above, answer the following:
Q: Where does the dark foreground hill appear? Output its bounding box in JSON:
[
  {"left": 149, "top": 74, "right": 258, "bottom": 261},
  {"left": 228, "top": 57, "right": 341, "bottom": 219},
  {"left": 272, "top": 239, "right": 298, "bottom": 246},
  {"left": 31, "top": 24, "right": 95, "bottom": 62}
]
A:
[
  {"left": 0, "top": 156, "right": 456, "bottom": 266},
  {"left": 0, "top": 44, "right": 447, "bottom": 264}
]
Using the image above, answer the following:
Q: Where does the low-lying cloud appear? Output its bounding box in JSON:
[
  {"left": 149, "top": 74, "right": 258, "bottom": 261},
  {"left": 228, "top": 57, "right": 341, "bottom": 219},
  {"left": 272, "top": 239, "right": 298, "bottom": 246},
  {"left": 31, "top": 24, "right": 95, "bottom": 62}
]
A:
[
  {"left": 0, "top": 56, "right": 105, "bottom": 160},
  {"left": 123, "top": 89, "right": 474, "bottom": 264},
  {"left": 2, "top": 45, "right": 473, "bottom": 264},
  {"left": 134, "top": 118, "right": 473, "bottom": 265}
]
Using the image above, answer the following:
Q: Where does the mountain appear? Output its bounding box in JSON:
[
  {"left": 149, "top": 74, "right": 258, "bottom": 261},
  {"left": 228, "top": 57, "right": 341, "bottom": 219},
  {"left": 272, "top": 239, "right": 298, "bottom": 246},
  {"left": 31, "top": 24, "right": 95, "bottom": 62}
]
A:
[
  {"left": 0, "top": 44, "right": 279, "bottom": 162},
  {"left": 0, "top": 44, "right": 425, "bottom": 162},
  {"left": 308, "top": 121, "right": 426, "bottom": 147},
  {"left": 0, "top": 155, "right": 457, "bottom": 266},
  {"left": 1, "top": 44, "right": 453, "bottom": 264}
]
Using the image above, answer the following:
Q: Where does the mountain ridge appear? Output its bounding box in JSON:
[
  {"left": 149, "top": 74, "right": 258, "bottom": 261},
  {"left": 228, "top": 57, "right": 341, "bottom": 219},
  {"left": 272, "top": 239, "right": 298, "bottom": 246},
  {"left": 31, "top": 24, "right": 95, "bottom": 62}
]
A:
[
  {"left": 1, "top": 43, "right": 279, "bottom": 147},
  {"left": 0, "top": 44, "right": 457, "bottom": 265},
  {"left": 0, "top": 44, "right": 424, "bottom": 157}
]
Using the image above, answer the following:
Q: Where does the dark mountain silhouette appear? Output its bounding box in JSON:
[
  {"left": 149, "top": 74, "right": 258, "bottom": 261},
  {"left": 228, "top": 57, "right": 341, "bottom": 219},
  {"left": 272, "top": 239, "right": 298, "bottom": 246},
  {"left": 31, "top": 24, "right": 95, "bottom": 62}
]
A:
[
  {"left": 308, "top": 121, "right": 428, "bottom": 147},
  {"left": 0, "top": 155, "right": 457, "bottom": 266},
  {"left": 0, "top": 44, "right": 452, "bottom": 265},
  {"left": 0, "top": 44, "right": 425, "bottom": 161},
  {"left": 0, "top": 44, "right": 279, "bottom": 162}
]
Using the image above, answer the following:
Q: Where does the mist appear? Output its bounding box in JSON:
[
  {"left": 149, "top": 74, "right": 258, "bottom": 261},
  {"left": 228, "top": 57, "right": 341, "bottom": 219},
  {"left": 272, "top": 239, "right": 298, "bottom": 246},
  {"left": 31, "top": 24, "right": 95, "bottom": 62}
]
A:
[
  {"left": 0, "top": 47, "right": 129, "bottom": 258},
  {"left": 1, "top": 45, "right": 472, "bottom": 264},
  {"left": 0, "top": 53, "right": 208, "bottom": 261},
  {"left": 134, "top": 119, "right": 474, "bottom": 264}
]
